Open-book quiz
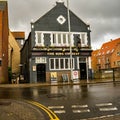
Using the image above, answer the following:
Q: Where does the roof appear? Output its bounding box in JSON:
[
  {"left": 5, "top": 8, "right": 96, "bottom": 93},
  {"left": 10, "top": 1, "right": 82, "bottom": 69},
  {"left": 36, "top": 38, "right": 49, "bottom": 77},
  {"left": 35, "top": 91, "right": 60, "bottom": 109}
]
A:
[
  {"left": 0, "top": 1, "right": 7, "bottom": 10},
  {"left": 98, "top": 38, "right": 120, "bottom": 56},
  {"left": 92, "top": 49, "right": 100, "bottom": 57},
  {"left": 33, "top": 2, "right": 90, "bottom": 32},
  {"left": 12, "top": 32, "right": 25, "bottom": 39}
]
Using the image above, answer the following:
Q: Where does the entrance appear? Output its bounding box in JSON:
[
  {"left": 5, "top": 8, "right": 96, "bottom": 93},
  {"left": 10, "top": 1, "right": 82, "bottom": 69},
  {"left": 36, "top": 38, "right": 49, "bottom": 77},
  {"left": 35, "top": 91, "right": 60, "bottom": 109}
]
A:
[
  {"left": 37, "top": 64, "right": 46, "bottom": 82},
  {"left": 79, "top": 63, "right": 87, "bottom": 80}
]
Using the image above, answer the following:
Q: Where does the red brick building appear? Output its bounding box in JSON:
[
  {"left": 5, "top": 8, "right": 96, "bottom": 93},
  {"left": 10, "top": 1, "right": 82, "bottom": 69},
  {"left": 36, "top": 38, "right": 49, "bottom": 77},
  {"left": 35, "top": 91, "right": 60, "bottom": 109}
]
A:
[
  {"left": 91, "top": 38, "right": 120, "bottom": 78},
  {"left": 96, "top": 38, "right": 120, "bottom": 70},
  {"left": 0, "top": 1, "right": 9, "bottom": 83},
  {"left": 91, "top": 49, "right": 99, "bottom": 71}
]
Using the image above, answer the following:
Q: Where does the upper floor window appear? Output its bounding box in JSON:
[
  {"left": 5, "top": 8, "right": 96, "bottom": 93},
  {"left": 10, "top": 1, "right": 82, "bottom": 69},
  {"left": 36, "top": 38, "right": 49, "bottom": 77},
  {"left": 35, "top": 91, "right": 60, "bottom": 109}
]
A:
[
  {"left": 98, "top": 58, "right": 101, "bottom": 64},
  {"left": 51, "top": 33, "right": 72, "bottom": 46},
  {"left": 117, "top": 52, "right": 120, "bottom": 56},
  {"left": 35, "top": 32, "right": 44, "bottom": 46},
  {"left": 35, "top": 31, "right": 88, "bottom": 47},
  {"left": 73, "top": 33, "right": 88, "bottom": 47},
  {"left": 117, "top": 61, "right": 120, "bottom": 66}
]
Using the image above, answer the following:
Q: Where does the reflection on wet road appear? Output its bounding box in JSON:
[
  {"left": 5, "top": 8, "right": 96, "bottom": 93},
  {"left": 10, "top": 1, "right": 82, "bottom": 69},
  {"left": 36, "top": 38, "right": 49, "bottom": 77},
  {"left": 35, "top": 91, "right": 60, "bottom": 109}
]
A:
[{"left": 0, "top": 83, "right": 120, "bottom": 119}]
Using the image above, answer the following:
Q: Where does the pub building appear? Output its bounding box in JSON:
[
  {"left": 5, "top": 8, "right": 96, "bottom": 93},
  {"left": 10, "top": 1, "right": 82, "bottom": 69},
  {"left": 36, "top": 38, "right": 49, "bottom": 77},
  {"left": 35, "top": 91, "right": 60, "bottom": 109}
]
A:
[{"left": 21, "top": 1, "right": 92, "bottom": 83}]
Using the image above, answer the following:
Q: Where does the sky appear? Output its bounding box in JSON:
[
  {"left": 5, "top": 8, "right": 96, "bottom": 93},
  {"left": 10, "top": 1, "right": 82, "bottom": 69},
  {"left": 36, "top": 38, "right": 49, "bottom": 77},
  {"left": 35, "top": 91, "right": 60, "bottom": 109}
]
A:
[{"left": 8, "top": 0, "right": 120, "bottom": 50}]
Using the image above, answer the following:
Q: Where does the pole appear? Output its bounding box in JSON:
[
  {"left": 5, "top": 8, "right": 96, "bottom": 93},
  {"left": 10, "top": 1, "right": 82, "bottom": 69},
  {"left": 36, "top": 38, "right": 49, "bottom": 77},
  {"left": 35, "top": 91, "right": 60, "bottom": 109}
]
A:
[
  {"left": 86, "top": 57, "right": 89, "bottom": 83},
  {"left": 113, "top": 68, "right": 115, "bottom": 82},
  {"left": 67, "top": 0, "right": 73, "bottom": 82}
]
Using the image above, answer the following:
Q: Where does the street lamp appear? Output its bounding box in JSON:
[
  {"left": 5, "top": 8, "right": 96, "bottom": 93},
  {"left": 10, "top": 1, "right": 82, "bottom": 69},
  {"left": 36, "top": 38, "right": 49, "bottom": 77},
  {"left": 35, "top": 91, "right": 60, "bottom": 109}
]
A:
[{"left": 67, "top": 0, "right": 73, "bottom": 82}]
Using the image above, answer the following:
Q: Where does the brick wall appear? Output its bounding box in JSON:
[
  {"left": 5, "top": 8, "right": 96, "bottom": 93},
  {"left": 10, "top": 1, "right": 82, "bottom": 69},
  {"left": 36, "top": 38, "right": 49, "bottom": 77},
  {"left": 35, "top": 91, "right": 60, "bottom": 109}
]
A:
[
  {"left": 8, "top": 31, "right": 20, "bottom": 74},
  {"left": 0, "top": 2, "right": 8, "bottom": 83}
]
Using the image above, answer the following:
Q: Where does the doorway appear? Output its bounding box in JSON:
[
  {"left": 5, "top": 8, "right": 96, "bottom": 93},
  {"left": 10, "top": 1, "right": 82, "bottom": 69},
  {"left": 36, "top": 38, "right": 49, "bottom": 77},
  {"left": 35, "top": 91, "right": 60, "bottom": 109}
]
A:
[
  {"left": 79, "top": 63, "right": 87, "bottom": 80},
  {"left": 37, "top": 64, "right": 46, "bottom": 82}
]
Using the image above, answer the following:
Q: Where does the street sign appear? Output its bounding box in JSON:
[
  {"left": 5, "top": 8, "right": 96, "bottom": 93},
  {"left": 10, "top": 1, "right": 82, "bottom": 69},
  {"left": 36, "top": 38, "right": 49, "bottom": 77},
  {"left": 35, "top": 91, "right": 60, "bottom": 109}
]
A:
[{"left": 73, "top": 71, "right": 78, "bottom": 79}]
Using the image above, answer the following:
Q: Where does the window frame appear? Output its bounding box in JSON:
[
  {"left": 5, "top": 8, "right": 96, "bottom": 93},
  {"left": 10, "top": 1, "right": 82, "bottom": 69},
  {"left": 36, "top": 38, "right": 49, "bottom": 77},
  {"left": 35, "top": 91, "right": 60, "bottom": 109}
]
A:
[{"left": 49, "top": 58, "right": 74, "bottom": 70}]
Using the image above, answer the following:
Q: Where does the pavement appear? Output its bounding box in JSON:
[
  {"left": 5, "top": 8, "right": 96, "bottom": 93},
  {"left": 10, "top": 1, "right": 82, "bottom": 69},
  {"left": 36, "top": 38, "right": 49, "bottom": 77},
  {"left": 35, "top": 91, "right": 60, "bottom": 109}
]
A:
[
  {"left": 0, "top": 78, "right": 120, "bottom": 120},
  {"left": 0, "top": 99, "right": 45, "bottom": 120},
  {"left": 0, "top": 78, "right": 120, "bottom": 88}
]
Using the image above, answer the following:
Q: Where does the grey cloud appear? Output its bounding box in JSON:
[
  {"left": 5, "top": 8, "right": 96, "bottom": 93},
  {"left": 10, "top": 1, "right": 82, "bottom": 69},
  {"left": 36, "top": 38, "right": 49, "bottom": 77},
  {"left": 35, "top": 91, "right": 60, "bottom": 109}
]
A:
[{"left": 8, "top": 0, "right": 120, "bottom": 49}]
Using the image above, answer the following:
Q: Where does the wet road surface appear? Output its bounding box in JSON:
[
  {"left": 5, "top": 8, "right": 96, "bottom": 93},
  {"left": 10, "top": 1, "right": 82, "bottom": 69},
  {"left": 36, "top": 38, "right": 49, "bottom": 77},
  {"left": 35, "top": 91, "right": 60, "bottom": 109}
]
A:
[{"left": 0, "top": 82, "right": 120, "bottom": 119}]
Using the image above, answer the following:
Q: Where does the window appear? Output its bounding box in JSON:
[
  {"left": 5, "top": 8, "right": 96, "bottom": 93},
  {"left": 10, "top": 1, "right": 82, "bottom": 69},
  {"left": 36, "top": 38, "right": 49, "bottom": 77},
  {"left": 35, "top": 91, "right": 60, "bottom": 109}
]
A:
[
  {"left": 58, "top": 33, "right": 61, "bottom": 44},
  {"left": 56, "top": 59, "right": 59, "bottom": 69},
  {"left": 49, "top": 58, "right": 74, "bottom": 70},
  {"left": 117, "top": 52, "right": 120, "bottom": 56},
  {"left": 60, "top": 59, "right": 64, "bottom": 69},
  {"left": 106, "top": 58, "right": 109, "bottom": 63},
  {"left": 81, "top": 34, "right": 85, "bottom": 44},
  {"left": 98, "top": 58, "right": 101, "bottom": 64},
  {"left": 50, "top": 59, "right": 54, "bottom": 69},
  {"left": 73, "top": 33, "right": 87, "bottom": 47},
  {"left": 51, "top": 33, "right": 73, "bottom": 46},
  {"left": 65, "top": 59, "right": 69, "bottom": 69},
  {"left": 63, "top": 34, "right": 66, "bottom": 44},
  {"left": 38, "top": 33, "right": 42, "bottom": 43},
  {"left": 117, "top": 61, "right": 120, "bottom": 66},
  {"left": 35, "top": 57, "right": 46, "bottom": 63},
  {"left": 35, "top": 32, "right": 44, "bottom": 46}
]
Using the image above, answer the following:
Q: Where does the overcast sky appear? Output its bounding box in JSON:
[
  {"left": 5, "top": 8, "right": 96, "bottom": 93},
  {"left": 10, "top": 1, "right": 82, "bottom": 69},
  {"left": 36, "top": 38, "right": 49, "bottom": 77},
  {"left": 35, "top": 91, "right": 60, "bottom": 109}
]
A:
[{"left": 8, "top": 0, "right": 120, "bottom": 50}]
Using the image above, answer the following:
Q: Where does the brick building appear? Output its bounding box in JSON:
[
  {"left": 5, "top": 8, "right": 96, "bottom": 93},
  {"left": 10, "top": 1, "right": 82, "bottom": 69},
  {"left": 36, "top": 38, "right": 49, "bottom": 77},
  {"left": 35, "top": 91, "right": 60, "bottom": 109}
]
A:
[
  {"left": 91, "top": 49, "right": 99, "bottom": 71},
  {"left": 8, "top": 31, "right": 23, "bottom": 75},
  {"left": 0, "top": 0, "right": 9, "bottom": 83},
  {"left": 96, "top": 38, "right": 120, "bottom": 70},
  {"left": 21, "top": 1, "right": 92, "bottom": 83},
  {"left": 12, "top": 32, "right": 25, "bottom": 48},
  {"left": 91, "top": 38, "right": 120, "bottom": 78}
]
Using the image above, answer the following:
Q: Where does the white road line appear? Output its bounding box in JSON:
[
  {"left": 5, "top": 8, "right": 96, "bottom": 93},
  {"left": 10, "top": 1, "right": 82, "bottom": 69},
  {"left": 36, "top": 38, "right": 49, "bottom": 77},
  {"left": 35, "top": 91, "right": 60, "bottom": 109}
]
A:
[
  {"left": 48, "top": 106, "right": 64, "bottom": 109},
  {"left": 54, "top": 110, "right": 66, "bottom": 114},
  {"left": 95, "top": 103, "right": 112, "bottom": 107},
  {"left": 72, "top": 104, "right": 88, "bottom": 108},
  {"left": 48, "top": 105, "right": 66, "bottom": 114},
  {"left": 81, "top": 115, "right": 114, "bottom": 120},
  {"left": 73, "top": 109, "right": 90, "bottom": 113},
  {"left": 99, "top": 107, "right": 118, "bottom": 111}
]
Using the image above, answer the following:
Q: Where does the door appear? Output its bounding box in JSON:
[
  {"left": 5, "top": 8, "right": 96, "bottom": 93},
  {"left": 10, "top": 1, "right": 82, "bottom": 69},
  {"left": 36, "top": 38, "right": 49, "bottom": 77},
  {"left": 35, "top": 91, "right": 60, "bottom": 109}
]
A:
[
  {"left": 37, "top": 64, "right": 46, "bottom": 82},
  {"left": 79, "top": 63, "right": 87, "bottom": 80}
]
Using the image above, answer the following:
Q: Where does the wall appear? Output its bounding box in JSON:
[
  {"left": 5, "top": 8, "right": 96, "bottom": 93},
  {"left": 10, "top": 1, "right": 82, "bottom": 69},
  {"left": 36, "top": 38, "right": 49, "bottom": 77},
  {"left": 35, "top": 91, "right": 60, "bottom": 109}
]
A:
[
  {"left": 0, "top": 2, "right": 9, "bottom": 83},
  {"left": 8, "top": 31, "right": 20, "bottom": 74}
]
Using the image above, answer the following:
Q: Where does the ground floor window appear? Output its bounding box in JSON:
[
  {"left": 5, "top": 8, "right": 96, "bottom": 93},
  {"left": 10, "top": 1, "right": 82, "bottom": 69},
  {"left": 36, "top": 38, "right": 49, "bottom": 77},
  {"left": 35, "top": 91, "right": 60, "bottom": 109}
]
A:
[{"left": 49, "top": 58, "right": 74, "bottom": 70}]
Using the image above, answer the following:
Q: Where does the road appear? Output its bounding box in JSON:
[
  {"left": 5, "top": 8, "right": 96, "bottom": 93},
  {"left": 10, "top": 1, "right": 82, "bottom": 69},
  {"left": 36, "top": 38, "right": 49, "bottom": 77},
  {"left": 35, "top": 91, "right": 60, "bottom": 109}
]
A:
[{"left": 0, "top": 82, "right": 120, "bottom": 120}]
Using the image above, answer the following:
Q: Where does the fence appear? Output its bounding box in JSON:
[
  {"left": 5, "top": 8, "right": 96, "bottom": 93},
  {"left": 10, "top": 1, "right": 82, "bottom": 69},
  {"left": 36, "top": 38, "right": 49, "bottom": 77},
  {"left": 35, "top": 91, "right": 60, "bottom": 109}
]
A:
[{"left": 94, "top": 67, "right": 120, "bottom": 79}]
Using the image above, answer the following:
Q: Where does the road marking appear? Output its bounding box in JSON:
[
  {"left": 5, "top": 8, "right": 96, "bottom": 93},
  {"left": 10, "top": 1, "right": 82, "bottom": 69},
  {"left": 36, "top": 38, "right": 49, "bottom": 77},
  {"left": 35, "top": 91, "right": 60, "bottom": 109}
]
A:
[
  {"left": 80, "top": 114, "right": 114, "bottom": 120},
  {"left": 72, "top": 104, "right": 88, "bottom": 108},
  {"left": 54, "top": 110, "right": 66, "bottom": 114},
  {"left": 99, "top": 107, "right": 118, "bottom": 111},
  {"left": 48, "top": 106, "right": 64, "bottom": 109},
  {"left": 73, "top": 109, "right": 90, "bottom": 113},
  {"left": 96, "top": 103, "right": 112, "bottom": 107},
  {"left": 48, "top": 105, "right": 65, "bottom": 114},
  {"left": 27, "top": 100, "right": 60, "bottom": 120},
  {"left": 72, "top": 104, "right": 90, "bottom": 113}
]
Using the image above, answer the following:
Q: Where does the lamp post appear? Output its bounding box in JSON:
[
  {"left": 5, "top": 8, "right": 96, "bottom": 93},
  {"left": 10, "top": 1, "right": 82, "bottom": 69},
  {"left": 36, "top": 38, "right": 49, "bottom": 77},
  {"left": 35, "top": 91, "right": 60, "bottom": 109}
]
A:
[{"left": 67, "top": 0, "right": 73, "bottom": 82}]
